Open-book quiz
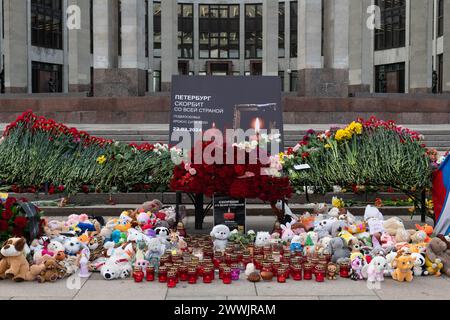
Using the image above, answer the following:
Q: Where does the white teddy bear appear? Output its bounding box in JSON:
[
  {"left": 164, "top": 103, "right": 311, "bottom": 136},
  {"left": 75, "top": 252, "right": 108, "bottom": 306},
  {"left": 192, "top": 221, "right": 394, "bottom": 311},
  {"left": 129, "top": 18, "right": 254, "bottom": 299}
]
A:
[
  {"left": 210, "top": 225, "right": 230, "bottom": 251},
  {"left": 255, "top": 232, "right": 271, "bottom": 247},
  {"left": 100, "top": 243, "right": 134, "bottom": 280}
]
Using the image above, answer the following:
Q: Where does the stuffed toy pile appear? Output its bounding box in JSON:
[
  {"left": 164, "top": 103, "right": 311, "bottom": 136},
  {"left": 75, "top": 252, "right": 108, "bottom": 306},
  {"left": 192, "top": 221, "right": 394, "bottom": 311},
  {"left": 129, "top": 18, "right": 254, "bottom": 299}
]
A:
[{"left": 1, "top": 200, "right": 449, "bottom": 286}]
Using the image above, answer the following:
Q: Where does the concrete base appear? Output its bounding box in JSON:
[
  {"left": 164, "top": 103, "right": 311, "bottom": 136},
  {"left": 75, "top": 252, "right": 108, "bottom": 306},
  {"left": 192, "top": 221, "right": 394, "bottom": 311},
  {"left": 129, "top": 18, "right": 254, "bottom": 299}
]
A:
[
  {"left": 410, "top": 88, "right": 433, "bottom": 94},
  {"left": 348, "top": 84, "right": 371, "bottom": 96},
  {"left": 69, "top": 84, "right": 91, "bottom": 93},
  {"left": 298, "top": 68, "right": 349, "bottom": 97},
  {"left": 4, "top": 87, "right": 27, "bottom": 94},
  {"left": 94, "top": 68, "right": 147, "bottom": 97}
]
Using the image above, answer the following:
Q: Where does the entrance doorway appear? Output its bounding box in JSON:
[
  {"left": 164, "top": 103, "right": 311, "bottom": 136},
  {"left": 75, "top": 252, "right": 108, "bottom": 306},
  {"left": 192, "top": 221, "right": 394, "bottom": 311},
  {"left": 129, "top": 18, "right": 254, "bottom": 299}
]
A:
[{"left": 207, "top": 61, "right": 232, "bottom": 76}]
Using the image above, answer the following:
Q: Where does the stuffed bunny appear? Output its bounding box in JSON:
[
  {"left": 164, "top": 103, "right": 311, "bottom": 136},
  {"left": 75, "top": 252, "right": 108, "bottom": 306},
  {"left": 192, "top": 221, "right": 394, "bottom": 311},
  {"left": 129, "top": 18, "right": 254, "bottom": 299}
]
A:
[{"left": 281, "top": 223, "right": 295, "bottom": 242}]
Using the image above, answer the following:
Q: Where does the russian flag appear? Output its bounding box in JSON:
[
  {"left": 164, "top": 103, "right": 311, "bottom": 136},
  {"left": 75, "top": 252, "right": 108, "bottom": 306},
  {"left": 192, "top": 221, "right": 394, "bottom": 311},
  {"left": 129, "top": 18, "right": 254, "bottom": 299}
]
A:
[{"left": 433, "top": 155, "right": 450, "bottom": 235}]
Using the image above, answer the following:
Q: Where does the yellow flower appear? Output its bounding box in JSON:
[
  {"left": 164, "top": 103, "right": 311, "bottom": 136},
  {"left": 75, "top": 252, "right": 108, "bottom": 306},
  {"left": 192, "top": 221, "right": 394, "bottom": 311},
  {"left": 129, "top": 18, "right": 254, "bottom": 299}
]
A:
[
  {"left": 348, "top": 122, "right": 363, "bottom": 135},
  {"left": 97, "top": 155, "right": 107, "bottom": 165},
  {"left": 332, "top": 196, "right": 345, "bottom": 209},
  {"left": 325, "top": 144, "right": 332, "bottom": 149},
  {"left": 335, "top": 129, "right": 352, "bottom": 141}
]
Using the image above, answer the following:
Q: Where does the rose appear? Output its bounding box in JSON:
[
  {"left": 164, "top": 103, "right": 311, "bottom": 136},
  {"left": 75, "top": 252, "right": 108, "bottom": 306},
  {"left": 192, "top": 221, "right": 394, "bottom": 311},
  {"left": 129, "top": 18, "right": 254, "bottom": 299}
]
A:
[
  {"left": 0, "top": 220, "right": 8, "bottom": 232},
  {"left": 2, "top": 208, "right": 13, "bottom": 221},
  {"left": 13, "top": 216, "right": 28, "bottom": 229}
]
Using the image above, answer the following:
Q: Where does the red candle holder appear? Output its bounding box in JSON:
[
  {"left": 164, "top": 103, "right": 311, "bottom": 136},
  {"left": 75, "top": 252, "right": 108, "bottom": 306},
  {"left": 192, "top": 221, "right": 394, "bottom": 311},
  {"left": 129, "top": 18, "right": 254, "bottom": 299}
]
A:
[
  {"left": 188, "top": 267, "right": 198, "bottom": 284},
  {"left": 179, "top": 265, "right": 189, "bottom": 282},
  {"left": 339, "top": 262, "right": 351, "bottom": 278},
  {"left": 203, "top": 267, "right": 213, "bottom": 284},
  {"left": 315, "top": 265, "right": 325, "bottom": 282},
  {"left": 291, "top": 265, "right": 302, "bottom": 281},
  {"left": 222, "top": 267, "right": 232, "bottom": 285},
  {"left": 303, "top": 263, "right": 313, "bottom": 280},
  {"left": 146, "top": 266, "right": 155, "bottom": 282},
  {"left": 277, "top": 268, "right": 287, "bottom": 283},
  {"left": 133, "top": 268, "right": 144, "bottom": 283},
  {"left": 158, "top": 266, "right": 168, "bottom": 283},
  {"left": 167, "top": 271, "right": 177, "bottom": 288},
  {"left": 218, "top": 263, "right": 227, "bottom": 279},
  {"left": 213, "top": 252, "right": 223, "bottom": 269}
]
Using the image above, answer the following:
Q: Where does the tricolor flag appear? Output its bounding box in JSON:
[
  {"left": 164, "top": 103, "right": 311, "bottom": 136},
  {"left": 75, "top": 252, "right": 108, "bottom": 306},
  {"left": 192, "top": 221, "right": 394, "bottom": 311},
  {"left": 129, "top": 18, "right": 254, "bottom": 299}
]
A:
[{"left": 433, "top": 155, "right": 450, "bottom": 235}]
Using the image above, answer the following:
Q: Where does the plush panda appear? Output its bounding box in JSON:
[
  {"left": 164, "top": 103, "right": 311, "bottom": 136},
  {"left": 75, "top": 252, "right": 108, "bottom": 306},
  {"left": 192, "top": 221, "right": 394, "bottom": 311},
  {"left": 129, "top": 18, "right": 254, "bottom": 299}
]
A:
[
  {"left": 411, "top": 252, "right": 429, "bottom": 276},
  {"left": 155, "top": 227, "right": 170, "bottom": 244}
]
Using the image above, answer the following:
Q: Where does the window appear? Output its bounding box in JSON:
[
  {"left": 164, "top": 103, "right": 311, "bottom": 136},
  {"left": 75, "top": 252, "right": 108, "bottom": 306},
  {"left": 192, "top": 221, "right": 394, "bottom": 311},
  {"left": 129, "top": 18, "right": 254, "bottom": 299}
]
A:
[
  {"left": 153, "top": 1, "right": 161, "bottom": 58},
  {"left": 32, "top": 61, "right": 62, "bottom": 93},
  {"left": 118, "top": 0, "right": 122, "bottom": 56},
  {"left": 199, "top": 4, "right": 240, "bottom": 59},
  {"left": 145, "top": 0, "right": 149, "bottom": 57},
  {"left": 279, "top": 71, "right": 285, "bottom": 92},
  {"left": 290, "top": 71, "right": 298, "bottom": 92},
  {"left": 438, "top": 0, "right": 444, "bottom": 37},
  {"left": 178, "top": 3, "right": 194, "bottom": 59},
  {"left": 245, "top": 4, "right": 262, "bottom": 59},
  {"left": 375, "top": 62, "right": 405, "bottom": 93},
  {"left": 375, "top": 0, "right": 406, "bottom": 51},
  {"left": 31, "top": 0, "right": 63, "bottom": 49},
  {"left": 90, "top": 0, "right": 93, "bottom": 54},
  {"left": 153, "top": 71, "right": 161, "bottom": 92},
  {"left": 290, "top": 1, "right": 298, "bottom": 58},
  {"left": 279, "top": 2, "right": 285, "bottom": 58}
]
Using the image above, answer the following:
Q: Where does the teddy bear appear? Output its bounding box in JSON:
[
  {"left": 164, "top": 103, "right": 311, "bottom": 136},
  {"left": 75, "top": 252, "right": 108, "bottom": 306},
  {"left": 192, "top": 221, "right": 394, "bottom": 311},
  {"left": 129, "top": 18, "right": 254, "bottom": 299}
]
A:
[
  {"left": 327, "top": 263, "right": 338, "bottom": 280},
  {"left": 253, "top": 231, "right": 270, "bottom": 247},
  {"left": 329, "top": 237, "right": 351, "bottom": 263},
  {"left": 392, "top": 254, "right": 414, "bottom": 282},
  {"left": 0, "top": 237, "right": 45, "bottom": 282},
  {"left": 210, "top": 225, "right": 230, "bottom": 251},
  {"left": 425, "top": 237, "right": 450, "bottom": 276},
  {"left": 100, "top": 243, "right": 134, "bottom": 280},
  {"left": 36, "top": 258, "right": 63, "bottom": 283}
]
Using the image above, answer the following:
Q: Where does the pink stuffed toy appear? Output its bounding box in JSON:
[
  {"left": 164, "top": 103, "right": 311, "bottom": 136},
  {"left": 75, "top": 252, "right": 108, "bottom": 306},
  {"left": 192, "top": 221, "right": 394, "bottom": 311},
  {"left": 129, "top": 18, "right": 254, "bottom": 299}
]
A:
[{"left": 380, "top": 232, "right": 396, "bottom": 249}]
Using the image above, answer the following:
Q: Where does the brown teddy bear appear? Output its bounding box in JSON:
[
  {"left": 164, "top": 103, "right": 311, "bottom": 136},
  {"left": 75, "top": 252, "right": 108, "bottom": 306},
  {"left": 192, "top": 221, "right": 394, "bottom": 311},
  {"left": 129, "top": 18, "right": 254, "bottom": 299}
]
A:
[
  {"left": 426, "top": 238, "right": 450, "bottom": 276},
  {"left": 0, "top": 237, "right": 45, "bottom": 282},
  {"left": 36, "top": 258, "right": 64, "bottom": 283}
]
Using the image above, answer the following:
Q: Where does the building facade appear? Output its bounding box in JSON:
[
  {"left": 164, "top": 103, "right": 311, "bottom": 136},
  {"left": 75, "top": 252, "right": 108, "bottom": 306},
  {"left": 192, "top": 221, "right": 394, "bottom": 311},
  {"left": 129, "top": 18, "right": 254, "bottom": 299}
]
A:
[{"left": 0, "top": 0, "right": 449, "bottom": 97}]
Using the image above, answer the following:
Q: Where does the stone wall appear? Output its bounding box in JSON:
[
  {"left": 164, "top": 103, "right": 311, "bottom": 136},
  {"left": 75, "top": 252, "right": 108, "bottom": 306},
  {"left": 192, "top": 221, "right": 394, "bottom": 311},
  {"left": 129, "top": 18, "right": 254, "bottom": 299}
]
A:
[{"left": 0, "top": 95, "right": 449, "bottom": 124}]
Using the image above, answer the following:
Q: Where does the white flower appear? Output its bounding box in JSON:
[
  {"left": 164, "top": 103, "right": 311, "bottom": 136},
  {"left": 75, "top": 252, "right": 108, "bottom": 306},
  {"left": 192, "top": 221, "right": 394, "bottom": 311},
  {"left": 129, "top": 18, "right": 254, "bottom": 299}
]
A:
[
  {"left": 247, "top": 230, "right": 255, "bottom": 235},
  {"left": 230, "top": 229, "right": 239, "bottom": 235},
  {"left": 189, "top": 168, "right": 197, "bottom": 176}
]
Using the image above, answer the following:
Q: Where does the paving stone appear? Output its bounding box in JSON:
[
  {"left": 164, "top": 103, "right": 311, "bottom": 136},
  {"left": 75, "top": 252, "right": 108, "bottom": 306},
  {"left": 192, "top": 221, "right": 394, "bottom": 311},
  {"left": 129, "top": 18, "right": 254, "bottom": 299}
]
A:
[
  {"left": 0, "top": 277, "right": 87, "bottom": 298},
  {"left": 228, "top": 296, "right": 319, "bottom": 300},
  {"left": 74, "top": 280, "right": 167, "bottom": 300},
  {"left": 374, "top": 276, "right": 450, "bottom": 300},
  {"left": 165, "top": 280, "right": 256, "bottom": 299},
  {"left": 255, "top": 279, "right": 377, "bottom": 297},
  {"left": 167, "top": 296, "right": 228, "bottom": 300},
  {"left": 319, "top": 295, "right": 380, "bottom": 300}
]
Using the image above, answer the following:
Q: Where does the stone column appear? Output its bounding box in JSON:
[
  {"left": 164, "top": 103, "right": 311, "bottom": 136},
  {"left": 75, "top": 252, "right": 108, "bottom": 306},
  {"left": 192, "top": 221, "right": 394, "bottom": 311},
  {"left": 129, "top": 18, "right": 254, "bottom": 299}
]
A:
[
  {"left": 322, "top": 0, "right": 349, "bottom": 97},
  {"left": 3, "top": 0, "right": 28, "bottom": 93},
  {"left": 161, "top": 0, "right": 178, "bottom": 91},
  {"left": 297, "top": 0, "right": 323, "bottom": 96},
  {"left": 348, "top": 0, "right": 374, "bottom": 94},
  {"left": 93, "top": 0, "right": 119, "bottom": 96},
  {"left": 442, "top": 0, "right": 450, "bottom": 92},
  {"left": 120, "top": 0, "right": 147, "bottom": 95},
  {"left": 262, "top": 0, "right": 278, "bottom": 76},
  {"left": 68, "top": 0, "right": 91, "bottom": 93},
  {"left": 409, "top": 0, "right": 433, "bottom": 93}
]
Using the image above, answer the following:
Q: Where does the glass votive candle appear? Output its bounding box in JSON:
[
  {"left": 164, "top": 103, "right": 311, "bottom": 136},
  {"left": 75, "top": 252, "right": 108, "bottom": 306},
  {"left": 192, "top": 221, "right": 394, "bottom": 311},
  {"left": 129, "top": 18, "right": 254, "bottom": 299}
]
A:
[
  {"left": 303, "top": 263, "right": 313, "bottom": 280},
  {"left": 242, "top": 254, "right": 252, "bottom": 268},
  {"left": 291, "top": 265, "right": 303, "bottom": 281},
  {"left": 277, "top": 268, "right": 287, "bottom": 283},
  {"left": 146, "top": 266, "right": 155, "bottom": 282},
  {"left": 339, "top": 261, "right": 351, "bottom": 278},
  {"left": 219, "top": 263, "right": 227, "bottom": 279},
  {"left": 213, "top": 252, "right": 223, "bottom": 269},
  {"left": 160, "top": 255, "right": 170, "bottom": 266},
  {"left": 222, "top": 267, "right": 232, "bottom": 285},
  {"left": 133, "top": 268, "right": 144, "bottom": 283},
  {"left": 315, "top": 265, "right": 325, "bottom": 282},
  {"left": 281, "top": 263, "right": 290, "bottom": 278},
  {"left": 188, "top": 266, "right": 198, "bottom": 284},
  {"left": 167, "top": 271, "right": 177, "bottom": 288},
  {"left": 158, "top": 266, "right": 168, "bottom": 283},
  {"left": 203, "top": 267, "right": 213, "bottom": 284},
  {"left": 179, "top": 265, "right": 189, "bottom": 281},
  {"left": 231, "top": 264, "right": 241, "bottom": 281}
]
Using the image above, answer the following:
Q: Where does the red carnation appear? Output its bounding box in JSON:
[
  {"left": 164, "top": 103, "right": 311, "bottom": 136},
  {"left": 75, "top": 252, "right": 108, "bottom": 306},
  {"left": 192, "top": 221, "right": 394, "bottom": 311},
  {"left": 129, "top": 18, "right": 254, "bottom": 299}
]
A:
[
  {"left": 13, "top": 227, "right": 24, "bottom": 237},
  {"left": 2, "top": 208, "right": 13, "bottom": 220},
  {"left": 0, "top": 220, "right": 8, "bottom": 232},
  {"left": 13, "top": 216, "right": 28, "bottom": 229}
]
